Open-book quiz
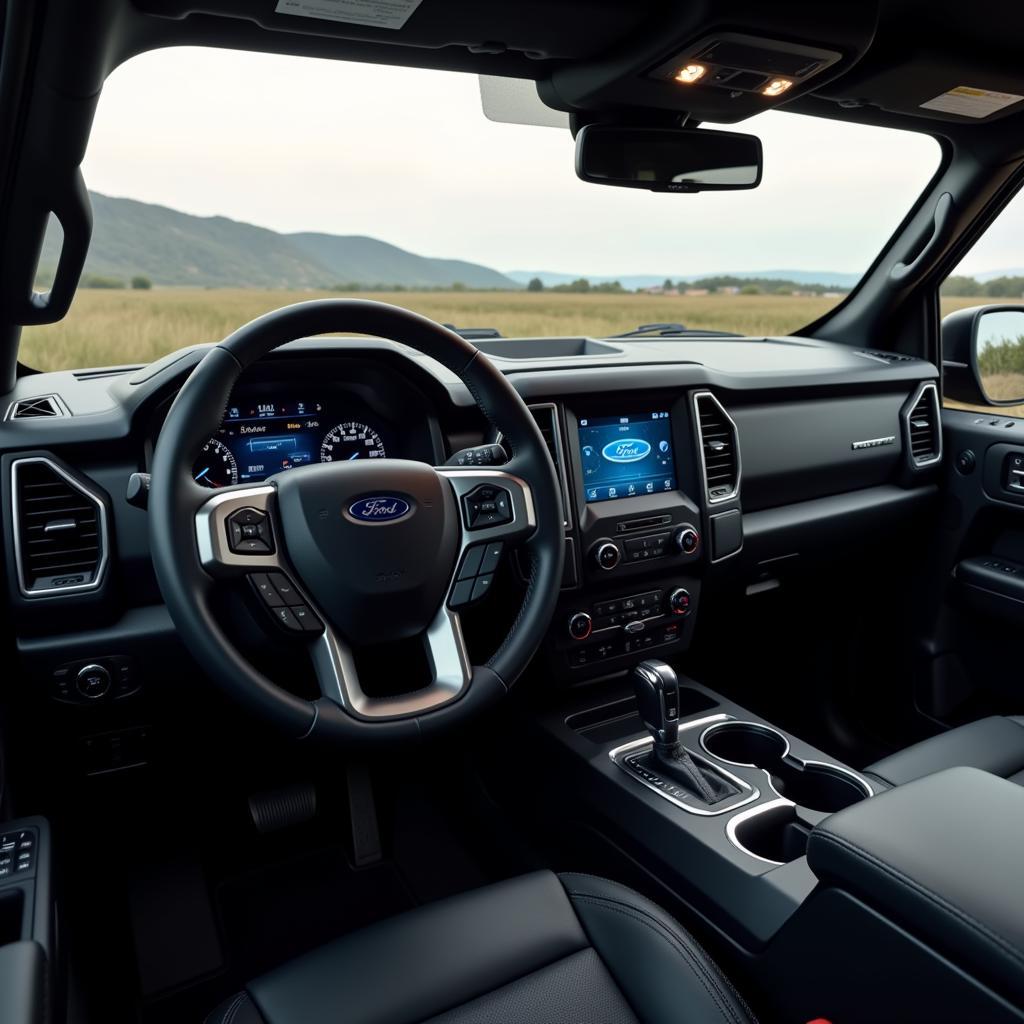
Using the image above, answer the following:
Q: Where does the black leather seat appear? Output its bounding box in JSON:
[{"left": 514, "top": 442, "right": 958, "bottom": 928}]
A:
[
  {"left": 865, "top": 715, "right": 1024, "bottom": 788},
  {"left": 206, "top": 870, "right": 756, "bottom": 1024}
]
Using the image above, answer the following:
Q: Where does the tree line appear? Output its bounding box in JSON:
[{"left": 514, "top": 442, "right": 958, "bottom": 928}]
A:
[{"left": 942, "top": 275, "right": 1024, "bottom": 298}]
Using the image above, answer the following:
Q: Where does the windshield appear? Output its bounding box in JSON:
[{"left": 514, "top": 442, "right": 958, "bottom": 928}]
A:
[{"left": 21, "top": 48, "right": 940, "bottom": 371}]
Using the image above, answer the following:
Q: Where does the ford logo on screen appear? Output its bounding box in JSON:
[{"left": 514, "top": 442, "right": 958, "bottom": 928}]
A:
[
  {"left": 347, "top": 496, "right": 412, "bottom": 523},
  {"left": 601, "top": 438, "right": 652, "bottom": 463}
]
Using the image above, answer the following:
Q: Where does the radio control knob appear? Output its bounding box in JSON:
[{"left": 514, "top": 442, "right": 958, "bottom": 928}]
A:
[
  {"left": 673, "top": 526, "right": 700, "bottom": 556},
  {"left": 668, "top": 588, "right": 693, "bottom": 617},
  {"left": 592, "top": 541, "right": 621, "bottom": 571},
  {"left": 568, "top": 612, "right": 593, "bottom": 641}
]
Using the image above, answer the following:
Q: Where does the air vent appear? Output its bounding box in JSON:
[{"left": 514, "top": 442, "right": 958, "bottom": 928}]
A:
[
  {"left": 528, "top": 403, "right": 570, "bottom": 527},
  {"left": 12, "top": 458, "right": 108, "bottom": 596},
  {"left": 904, "top": 382, "right": 942, "bottom": 467},
  {"left": 854, "top": 349, "right": 915, "bottom": 365},
  {"left": 6, "top": 394, "right": 69, "bottom": 420},
  {"left": 693, "top": 392, "right": 741, "bottom": 503}
]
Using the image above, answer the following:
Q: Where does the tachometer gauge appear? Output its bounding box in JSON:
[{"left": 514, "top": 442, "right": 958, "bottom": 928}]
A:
[
  {"left": 320, "top": 422, "right": 387, "bottom": 462},
  {"left": 193, "top": 438, "right": 239, "bottom": 488}
]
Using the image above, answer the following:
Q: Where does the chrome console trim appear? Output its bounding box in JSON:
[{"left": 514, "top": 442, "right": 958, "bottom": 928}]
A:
[{"left": 609, "top": 714, "right": 761, "bottom": 816}]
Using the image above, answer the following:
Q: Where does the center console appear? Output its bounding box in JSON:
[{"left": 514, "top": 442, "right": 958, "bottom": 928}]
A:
[{"left": 535, "top": 391, "right": 743, "bottom": 679}]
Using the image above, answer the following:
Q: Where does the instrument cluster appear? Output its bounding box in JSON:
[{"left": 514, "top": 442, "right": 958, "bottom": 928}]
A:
[{"left": 191, "top": 395, "right": 396, "bottom": 488}]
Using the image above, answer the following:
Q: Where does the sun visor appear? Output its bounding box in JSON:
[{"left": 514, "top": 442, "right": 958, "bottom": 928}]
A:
[{"left": 479, "top": 76, "right": 569, "bottom": 129}]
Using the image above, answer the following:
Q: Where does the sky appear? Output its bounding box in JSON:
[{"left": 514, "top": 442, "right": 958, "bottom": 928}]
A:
[{"left": 77, "top": 46, "right": 1012, "bottom": 279}]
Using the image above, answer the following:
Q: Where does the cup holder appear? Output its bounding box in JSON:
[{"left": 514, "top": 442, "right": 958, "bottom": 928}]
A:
[
  {"left": 701, "top": 721, "right": 871, "bottom": 813},
  {"left": 729, "top": 802, "right": 811, "bottom": 865}
]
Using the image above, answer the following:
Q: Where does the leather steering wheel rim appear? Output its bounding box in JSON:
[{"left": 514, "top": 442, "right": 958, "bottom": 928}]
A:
[{"left": 149, "top": 299, "right": 564, "bottom": 746}]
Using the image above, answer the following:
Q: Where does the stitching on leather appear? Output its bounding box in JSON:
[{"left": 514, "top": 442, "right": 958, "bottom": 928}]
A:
[
  {"left": 568, "top": 893, "right": 753, "bottom": 1024},
  {"left": 560, "top": 874, "right": 756, "bottom": 1020},
  {"left": 811, "top": 830, "right": 1024, "bottom": 971},
  {"left": 215, "top": 992, "right": 246, "bottom": 1024}
]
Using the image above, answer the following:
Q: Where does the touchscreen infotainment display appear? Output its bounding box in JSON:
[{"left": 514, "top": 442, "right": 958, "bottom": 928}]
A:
[{"left": 577, "top": 412, "right": 677, "bottom": 503}]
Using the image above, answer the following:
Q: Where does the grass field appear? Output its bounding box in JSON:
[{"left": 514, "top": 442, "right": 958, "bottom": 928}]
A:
[{"left": 16, "top": 288, "right": 1024, "bottom": 377}]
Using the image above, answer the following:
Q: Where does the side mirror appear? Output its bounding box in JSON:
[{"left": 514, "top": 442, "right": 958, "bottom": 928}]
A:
[
  {"left": 575, "top": 124, "right": 762, "bottom": 193},
  {"left": 943, "top": 305, "right": 1024, "bottom": 407}
]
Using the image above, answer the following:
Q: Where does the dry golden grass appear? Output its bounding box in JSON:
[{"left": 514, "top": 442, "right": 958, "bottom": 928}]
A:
[
  {"left": 18, "top": 289, "right": 1024, "bottom": 381},
  {"left": 19, "top": 289, "right": 842, "bottom": 371}
]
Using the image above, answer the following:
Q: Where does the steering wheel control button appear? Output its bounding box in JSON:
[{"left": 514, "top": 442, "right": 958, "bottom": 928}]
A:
[
  {"left": 251, "top": 573, "right": 284, "bottom": 607},
  {"left": 76, "top": 663, "right": 112, "bottom": 699},
  {"left": 267, "top": 572, "right": 302, "bottom": 606},
  {"left": 462, "top": 484, "right": 513, "bottom": 529},
  {"left": 290, "top": 605, "right": 323, "bottom": 633},
  {"left": 227, "top": 507, "right": 274, "bottom": 554},
  {"left": 449, "top": 542, "right": 504, "bottom": 607},
  {"left": 249, "top": 572, "right": 323, "bottom": 634},
  {"left": 568, "top": 612, "right": 593, "bottom": 641},
  {"left": 271, "top": 606, "right": 302, "bottom": 631},
  {"left": 669, "top": 588, "right": 693, "bottom": 616},
  {"left": 457, "top": 546, "right": 486, "bottom": 580},
  {"left": 449, "top": 579, "right": 475, "bottom": 607},
  {"left": 479, "top": 542, "right": 504, "bottom": 575},
  {"left": 593, "top": 540, "right": 621, "bottom": 570}
]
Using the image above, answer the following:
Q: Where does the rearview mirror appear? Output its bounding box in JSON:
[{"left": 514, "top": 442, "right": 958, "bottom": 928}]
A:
[
  {"left": 943, "top": 305, "right": 1024, "bottom": 407},
  {"left": 575, "top": 125, "right": 762, "bottom": 193}
]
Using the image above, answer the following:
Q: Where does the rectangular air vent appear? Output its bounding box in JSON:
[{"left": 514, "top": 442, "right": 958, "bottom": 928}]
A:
[
  {"left": 854, "top": 349, "right": 915, "bottom": 365},
  {"left": 904, "top": 382, "right": 942, "bottom": 467},
  {"left": 6, "top": 394, "right": 69, "bottom": 420},
  {"left": 12, "top": 458, "right": 108, "bottom": 596},
  {"left": 693, "top": 392, "right": 741, "bottom": 503},
  {"left": 528, "top": 403, "right": 570, "bottom": 528}
]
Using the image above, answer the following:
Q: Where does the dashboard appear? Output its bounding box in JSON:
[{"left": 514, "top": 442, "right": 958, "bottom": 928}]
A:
[{"left": 0, "top": 333, "right": 942, "bottom": 703}]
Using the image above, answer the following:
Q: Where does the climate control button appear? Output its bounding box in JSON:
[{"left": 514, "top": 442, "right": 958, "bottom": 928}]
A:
[
  {"left": 568, "top": 612, "right": 593, "bottom": 641},
  {"left": 668, "top": 588, "right": 693, "bottom": 617}
]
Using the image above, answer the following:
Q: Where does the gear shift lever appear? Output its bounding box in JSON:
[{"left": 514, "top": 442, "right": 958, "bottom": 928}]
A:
[
  {"left": 633, "top": 660, "right": 682, "bottom": 751},
  {"left": 631, "top": 660, "right": 738, "bottom": 805}
]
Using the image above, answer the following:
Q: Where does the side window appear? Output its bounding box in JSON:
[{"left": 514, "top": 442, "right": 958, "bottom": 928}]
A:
[{"left": 941, "top": 188, "right": 1024, "bottom": 417}]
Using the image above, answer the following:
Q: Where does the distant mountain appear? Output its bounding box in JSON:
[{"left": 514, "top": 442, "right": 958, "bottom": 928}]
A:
[
  {"left": 507, "top": 269, "right": 863, "bottom": 290},
  {"left": 38, "top": 192, "right": 519, "bottom": 290}
]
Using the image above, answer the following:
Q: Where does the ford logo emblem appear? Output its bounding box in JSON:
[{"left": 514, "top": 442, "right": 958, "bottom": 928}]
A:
[
  {"left": 601, "top": 438, "right": 652, "bottom": 463},
  {"left": 347, "top": 496, "right": 412, "bottom": 523}
]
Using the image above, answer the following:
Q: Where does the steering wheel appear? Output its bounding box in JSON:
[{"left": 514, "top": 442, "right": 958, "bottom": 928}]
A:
[{"left": 149, "top": 300, "right": 564, "bottom": 745}]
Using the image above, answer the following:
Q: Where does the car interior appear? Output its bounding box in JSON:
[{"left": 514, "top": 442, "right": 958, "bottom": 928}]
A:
[{"left": 3, "top": 1, "right": 1024, "bottom": 1022}]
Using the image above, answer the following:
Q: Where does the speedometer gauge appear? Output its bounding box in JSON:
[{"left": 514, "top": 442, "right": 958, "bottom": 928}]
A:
[
  {"left": 320, "top": 422, "right": 387, "bottom": 462},
  {"left": 193, "top": 438, "right": 239, "bottom": 488}
]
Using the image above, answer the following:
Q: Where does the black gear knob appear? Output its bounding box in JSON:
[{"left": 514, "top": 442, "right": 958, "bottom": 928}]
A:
[{"left": 632, "top": 659, "right": 681, "bottom": 749}]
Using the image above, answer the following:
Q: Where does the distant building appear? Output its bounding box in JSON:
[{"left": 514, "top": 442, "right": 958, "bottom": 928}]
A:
[
  {"left": 683, "top": 288, "right": 709, "bottom": 296},
  {"left": 718, "top": 285, "right": 740, "bottom": 295}
]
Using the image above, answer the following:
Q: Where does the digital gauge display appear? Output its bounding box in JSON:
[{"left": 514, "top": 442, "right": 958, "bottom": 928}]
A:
[{"left": 191, "top": 397, "right": 391, "bottom": 487}]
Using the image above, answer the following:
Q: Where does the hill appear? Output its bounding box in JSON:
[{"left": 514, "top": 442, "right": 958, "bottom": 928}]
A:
[{"left": 37, "top": 192, "right": 519, "bottom": 290}]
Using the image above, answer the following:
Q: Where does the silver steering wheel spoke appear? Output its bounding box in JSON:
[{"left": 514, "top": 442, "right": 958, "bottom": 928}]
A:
[{"left": 311, "top": 607, "right": 471, "bottom": 720}]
